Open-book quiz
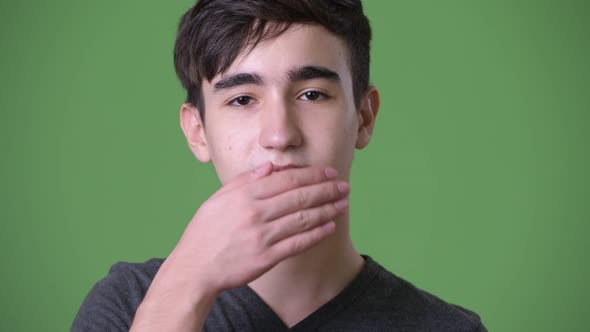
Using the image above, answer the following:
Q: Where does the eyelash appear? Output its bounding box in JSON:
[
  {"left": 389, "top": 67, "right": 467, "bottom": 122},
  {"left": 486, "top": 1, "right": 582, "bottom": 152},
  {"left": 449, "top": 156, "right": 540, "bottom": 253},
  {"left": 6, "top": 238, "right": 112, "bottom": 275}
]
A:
[
  {"left": 227, "top": 90, "right": 330, "bottom": 107},
  {"left": 229, "top": 95, "right": 255, "bottom": 107},
  {"left": 299, "top": 90, "right": 329, "bottom": 102}
]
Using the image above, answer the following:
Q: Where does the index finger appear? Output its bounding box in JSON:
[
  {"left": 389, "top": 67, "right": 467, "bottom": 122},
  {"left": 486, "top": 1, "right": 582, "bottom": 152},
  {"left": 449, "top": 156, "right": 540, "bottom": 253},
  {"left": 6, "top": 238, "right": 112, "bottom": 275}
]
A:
[
  {"left": 247, "top": 166, "right": 339, "bottom": 200},
  {"left": 211, "top": 162, "right": 273, "bottom": 199}
]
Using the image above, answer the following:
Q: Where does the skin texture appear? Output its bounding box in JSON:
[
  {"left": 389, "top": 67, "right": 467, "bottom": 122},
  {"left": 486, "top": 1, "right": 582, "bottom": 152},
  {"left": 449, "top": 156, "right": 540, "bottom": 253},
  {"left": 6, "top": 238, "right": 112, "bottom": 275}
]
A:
[
  {"left": 130, "top": 23, "right": 380, "bottom": 331},
  {"left": 182, "top": 24, "right": 378, "bottom": 183}
]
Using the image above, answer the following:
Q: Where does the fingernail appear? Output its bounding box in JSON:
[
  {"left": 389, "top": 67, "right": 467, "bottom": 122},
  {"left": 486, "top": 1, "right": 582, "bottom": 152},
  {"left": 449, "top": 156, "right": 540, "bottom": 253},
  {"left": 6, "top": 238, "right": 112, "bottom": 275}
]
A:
[
  {"left": 334, "top": 198, "right": 349, "bottom": 210},
  {"left": 323, "top": 221, "right": 336, "bottom": 232},
  {"left": 337, "top": 182, "right": 350, "bottom": 194},
  {"left": 324, "top": 167, "right": 338, "bottom": 179}
]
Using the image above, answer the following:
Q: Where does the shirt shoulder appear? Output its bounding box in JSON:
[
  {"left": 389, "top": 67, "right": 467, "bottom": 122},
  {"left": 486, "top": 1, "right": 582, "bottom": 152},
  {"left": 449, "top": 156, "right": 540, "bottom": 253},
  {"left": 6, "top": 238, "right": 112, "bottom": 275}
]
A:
[
  {"left": 350, "top": 256, "right": 487, "bottom": 331},
  {"left": 71, "top": 257, "right": 165, "bottom": 332}
]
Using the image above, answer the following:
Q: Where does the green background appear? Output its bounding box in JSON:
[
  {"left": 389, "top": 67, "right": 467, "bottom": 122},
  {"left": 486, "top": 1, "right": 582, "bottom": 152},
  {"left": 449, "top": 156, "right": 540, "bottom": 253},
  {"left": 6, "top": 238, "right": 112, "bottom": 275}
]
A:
[{"left": 1, "top": 0, "right": 588, "bottom": 331}]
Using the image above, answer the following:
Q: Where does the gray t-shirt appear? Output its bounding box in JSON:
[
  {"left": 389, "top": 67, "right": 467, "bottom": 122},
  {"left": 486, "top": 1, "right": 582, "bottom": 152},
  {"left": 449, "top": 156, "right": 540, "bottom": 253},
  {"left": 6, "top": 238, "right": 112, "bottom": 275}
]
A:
[{"left": 71, "top": 255, "right": 487, "bottom": 331}]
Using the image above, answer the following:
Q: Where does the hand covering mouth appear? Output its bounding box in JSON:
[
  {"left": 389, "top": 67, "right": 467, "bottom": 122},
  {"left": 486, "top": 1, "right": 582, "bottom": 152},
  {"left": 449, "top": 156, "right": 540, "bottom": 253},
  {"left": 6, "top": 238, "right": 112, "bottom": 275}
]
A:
[{"left": 271, "top": 164, "right": 303, "bottom": 172}]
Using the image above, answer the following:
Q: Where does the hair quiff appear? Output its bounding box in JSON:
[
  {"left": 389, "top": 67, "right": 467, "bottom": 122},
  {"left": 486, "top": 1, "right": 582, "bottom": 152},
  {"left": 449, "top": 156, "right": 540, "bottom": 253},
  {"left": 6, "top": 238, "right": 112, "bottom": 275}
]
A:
[{"left": 174, "top": 0, "right": 372, "bottom": 121}]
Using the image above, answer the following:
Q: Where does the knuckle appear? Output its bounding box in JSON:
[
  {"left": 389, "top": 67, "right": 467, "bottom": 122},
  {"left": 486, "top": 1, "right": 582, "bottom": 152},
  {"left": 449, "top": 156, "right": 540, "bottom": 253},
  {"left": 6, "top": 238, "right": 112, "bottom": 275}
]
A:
[
  {"left": 244, "top": 206, "right": 262, "bottom": 223},
  {"left": 327, "top": 204, "right": 339, "bottom": 218},
  {"left": 318, "top": 206, "right": 331, "bottom": 221},
  {"left": 286, "top": 172, "right": 296, "bottom": 186},
  {"left": 253, "top": 229, "right": 267, "bottom": 248},
  {"left": 311, "top": 226, "right": 326, "bottom": 241},
  {"left": 296, "top": 210, "right": 310, "bottom": 230},
  {"left": 261, "top": 227, "right": 278, "bottom": 248},
  {"left": 291, "top": 238, "right": 306, "bottom": 253},
  {"left": 296, "top": 191, "right": 307, "bottom": 208}
]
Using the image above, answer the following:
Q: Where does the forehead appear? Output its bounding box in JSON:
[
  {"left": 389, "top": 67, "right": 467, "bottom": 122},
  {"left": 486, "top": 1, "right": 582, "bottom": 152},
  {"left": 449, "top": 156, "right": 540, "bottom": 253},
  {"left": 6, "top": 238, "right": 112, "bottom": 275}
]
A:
[{"left": 207, "top": 24, "right": 351, "bottom": 86}]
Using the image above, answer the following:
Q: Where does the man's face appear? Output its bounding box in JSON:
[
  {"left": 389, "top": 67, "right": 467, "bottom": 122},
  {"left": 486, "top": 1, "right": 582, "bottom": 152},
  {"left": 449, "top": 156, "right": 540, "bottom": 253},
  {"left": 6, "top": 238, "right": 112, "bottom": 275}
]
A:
[{"left": 183, "top": 24, "right": 377, "bottom": 184}]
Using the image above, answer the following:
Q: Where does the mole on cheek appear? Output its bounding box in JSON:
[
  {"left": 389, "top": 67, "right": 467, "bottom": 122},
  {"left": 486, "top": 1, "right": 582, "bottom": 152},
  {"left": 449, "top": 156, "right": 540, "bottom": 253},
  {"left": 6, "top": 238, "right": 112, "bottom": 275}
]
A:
[{"left": 227, "top": 145, "right": 232, "bottom": 151}]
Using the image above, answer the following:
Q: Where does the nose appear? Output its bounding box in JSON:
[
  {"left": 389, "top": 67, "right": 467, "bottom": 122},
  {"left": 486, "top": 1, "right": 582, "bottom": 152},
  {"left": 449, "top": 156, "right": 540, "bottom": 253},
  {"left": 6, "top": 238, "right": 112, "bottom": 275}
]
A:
[{"left": 258, "top": 100, "right": 303, "bottom": 151}]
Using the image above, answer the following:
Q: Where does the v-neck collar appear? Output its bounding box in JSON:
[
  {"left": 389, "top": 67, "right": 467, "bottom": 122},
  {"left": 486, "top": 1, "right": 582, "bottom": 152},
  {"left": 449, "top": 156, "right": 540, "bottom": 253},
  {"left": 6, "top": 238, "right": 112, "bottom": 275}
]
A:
[{"left": 233, "top": 255, "right": 381, "bottom": 331}]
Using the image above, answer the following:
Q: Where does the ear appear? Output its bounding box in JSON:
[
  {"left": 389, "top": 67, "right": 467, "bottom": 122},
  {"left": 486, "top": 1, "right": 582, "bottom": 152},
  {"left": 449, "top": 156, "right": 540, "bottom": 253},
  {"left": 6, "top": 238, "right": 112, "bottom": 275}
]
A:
[
  {"left": 180, "top": 103, "right": 211, "bottom": 163},
  {"left": 355, "top": 86, "right": 380, "bottom": 149}
]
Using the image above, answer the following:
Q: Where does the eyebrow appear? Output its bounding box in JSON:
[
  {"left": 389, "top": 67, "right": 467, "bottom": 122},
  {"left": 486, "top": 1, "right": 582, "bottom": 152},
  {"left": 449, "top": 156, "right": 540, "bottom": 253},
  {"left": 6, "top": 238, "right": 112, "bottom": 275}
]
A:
[
  {"left": 288, "top": 65, "right": 341, "bottom": 82},
  {"left": 214, "top": 73, "right": 264, "bottom": 91},
  {"left": 212, "top": 65, "right": 340, "bottom": 92}
]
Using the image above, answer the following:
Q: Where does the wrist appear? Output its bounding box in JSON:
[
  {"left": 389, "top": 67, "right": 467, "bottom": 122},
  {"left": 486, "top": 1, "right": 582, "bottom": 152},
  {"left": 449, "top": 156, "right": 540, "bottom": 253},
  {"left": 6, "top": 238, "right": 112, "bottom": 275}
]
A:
[
  {"left": 132, "top": 258, "right": 220, "bottom": 331},
  {"left": 147, "top": 254, "right": 221, "bottom": 306}
]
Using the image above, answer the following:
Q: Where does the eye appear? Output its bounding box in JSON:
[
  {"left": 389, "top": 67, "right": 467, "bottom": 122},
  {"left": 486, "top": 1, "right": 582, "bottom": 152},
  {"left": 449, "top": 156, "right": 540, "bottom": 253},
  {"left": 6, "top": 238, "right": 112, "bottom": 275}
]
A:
[
  {"left": 229, "top": 95, "right": 254, "bottom": 107},
  {"left": 299, "top": 90, "right": 328, "bottom": 102}
]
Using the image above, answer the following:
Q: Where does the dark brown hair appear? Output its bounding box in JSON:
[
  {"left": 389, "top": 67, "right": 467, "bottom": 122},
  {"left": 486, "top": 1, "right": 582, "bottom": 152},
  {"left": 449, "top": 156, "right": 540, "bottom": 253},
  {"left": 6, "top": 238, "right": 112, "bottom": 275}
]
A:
[{"left": 174, "top": 0, "right": 372, "bottom": 121}]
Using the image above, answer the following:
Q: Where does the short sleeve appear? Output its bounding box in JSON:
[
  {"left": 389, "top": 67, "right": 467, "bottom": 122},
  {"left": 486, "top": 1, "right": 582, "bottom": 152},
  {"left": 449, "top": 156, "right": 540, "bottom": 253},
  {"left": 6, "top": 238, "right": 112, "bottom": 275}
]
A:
[{"left": 70, "top": 259, "right": 163, "bottom": 332}]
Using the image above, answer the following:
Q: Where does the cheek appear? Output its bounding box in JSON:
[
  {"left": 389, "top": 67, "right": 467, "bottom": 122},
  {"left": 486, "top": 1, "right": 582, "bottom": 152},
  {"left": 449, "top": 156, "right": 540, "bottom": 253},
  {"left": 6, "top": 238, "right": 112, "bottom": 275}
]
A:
[
  {"left": 333, "top": 106, "right": 358, "bottom": 144},
  {"left": 226, "top": 128, "right": 256, "bottom": 155},
  {"left": 207, "top": 127, "right": 258, "bottom": 180},
  {"left": 208, "top": 124, "right": 248, "bottom": 157},
  {"left": 338, "top": 121, "right": 358, "bottom": 160},
  {"left": 308, "top": 110, "right": 357, "bottom": 161}
]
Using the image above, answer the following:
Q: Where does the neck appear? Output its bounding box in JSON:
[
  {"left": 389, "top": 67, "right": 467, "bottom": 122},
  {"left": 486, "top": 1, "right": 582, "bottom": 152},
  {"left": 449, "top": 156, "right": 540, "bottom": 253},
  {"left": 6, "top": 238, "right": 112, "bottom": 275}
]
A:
[{"left": 248, "top": 212, "right": 364, "bottom": 327}]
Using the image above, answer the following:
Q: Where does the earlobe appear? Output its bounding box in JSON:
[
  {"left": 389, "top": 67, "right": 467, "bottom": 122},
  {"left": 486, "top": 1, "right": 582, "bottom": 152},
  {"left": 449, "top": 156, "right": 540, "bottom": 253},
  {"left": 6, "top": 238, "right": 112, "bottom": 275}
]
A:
[
  {"left": 355, "top": 87, "right": 380, "bottom": 149},
  {"left": 180, "top": 103, "right": 211, "bottom": 163}
]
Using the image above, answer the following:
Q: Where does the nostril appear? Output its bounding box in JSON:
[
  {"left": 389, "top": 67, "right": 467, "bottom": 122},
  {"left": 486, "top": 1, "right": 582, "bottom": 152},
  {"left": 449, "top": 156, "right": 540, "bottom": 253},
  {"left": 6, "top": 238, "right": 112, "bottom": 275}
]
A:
[{"left": 258, "top": 106, "right": 304, "bottom": 150}]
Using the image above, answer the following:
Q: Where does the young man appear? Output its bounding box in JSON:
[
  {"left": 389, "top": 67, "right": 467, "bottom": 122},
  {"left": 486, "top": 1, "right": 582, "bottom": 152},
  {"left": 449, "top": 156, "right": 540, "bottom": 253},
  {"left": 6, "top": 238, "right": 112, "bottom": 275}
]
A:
[{"left": 72, "top": 1, "right": 487, "bottom": 331}]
